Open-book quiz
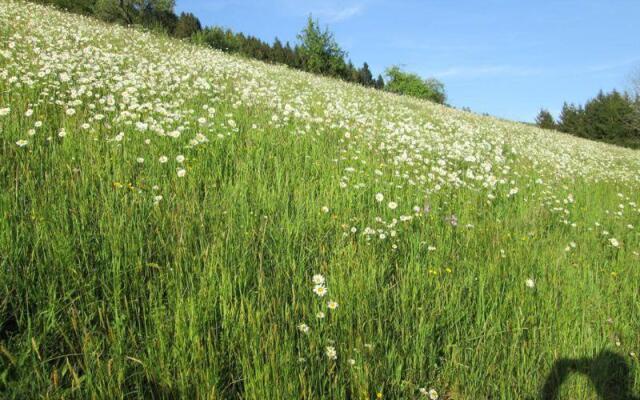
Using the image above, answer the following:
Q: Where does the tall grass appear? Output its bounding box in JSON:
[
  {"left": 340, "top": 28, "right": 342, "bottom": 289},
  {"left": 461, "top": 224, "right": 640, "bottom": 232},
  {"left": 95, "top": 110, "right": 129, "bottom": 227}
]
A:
[{"left": 1, "top": 1, "right": 639, "bottom": 398}]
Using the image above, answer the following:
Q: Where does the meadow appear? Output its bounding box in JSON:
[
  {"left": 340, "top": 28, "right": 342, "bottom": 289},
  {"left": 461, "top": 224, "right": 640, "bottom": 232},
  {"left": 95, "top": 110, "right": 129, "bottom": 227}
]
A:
[{"left": 1, "top": 1, "right": 639, "bottom": 398}]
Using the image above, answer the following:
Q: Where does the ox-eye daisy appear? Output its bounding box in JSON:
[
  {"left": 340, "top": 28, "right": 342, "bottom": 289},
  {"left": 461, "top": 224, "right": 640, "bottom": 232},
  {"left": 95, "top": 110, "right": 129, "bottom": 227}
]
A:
[
  {"left": 312, "top": 274, "right": 325, "bottom": 285},
  {"left": 313, "top": 285, "right": 327, "bottom": 297}
]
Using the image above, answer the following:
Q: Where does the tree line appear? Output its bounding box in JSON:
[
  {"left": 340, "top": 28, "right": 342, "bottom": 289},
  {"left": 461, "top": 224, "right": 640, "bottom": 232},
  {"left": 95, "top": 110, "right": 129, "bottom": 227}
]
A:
[
  {"left": 536, "top": 90, "right": 640, "bottom": 149},
  {"left": 30, "top": 0, "right": 447, "bottom": 104}
]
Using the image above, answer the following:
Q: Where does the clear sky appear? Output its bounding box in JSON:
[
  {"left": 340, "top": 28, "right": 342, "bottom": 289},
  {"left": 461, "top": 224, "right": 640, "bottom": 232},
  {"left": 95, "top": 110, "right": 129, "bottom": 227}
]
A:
[{"left": 176, "top": 0, "right": 640, "bottom": 122}]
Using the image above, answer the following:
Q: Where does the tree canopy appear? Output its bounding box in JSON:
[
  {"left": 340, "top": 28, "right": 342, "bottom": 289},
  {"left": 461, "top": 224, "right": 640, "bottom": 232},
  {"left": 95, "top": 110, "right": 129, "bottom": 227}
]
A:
[
  {"left": 535, "top": 109, "right": 556, "bottom": 130},
  {"left": 384, "top": 66, "right": 446, "bottom": 104},
  {"left": 297, "top": 16, "right": 347, "bottom": 77},
  {"left": 174, "top": 12, "right": 202, "bottom": 39},
  {"left": 542, "top": 91, "right": 640, "bottom": 148},
  {"left": 95, "top": 0, "right": 175, "bottom": 25}
]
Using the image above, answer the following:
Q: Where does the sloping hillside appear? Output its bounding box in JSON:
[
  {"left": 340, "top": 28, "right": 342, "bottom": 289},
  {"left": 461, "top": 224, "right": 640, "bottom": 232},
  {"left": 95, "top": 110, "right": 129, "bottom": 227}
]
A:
[{"left": 1, "top": 1, "right": 639, "bottom": 398}]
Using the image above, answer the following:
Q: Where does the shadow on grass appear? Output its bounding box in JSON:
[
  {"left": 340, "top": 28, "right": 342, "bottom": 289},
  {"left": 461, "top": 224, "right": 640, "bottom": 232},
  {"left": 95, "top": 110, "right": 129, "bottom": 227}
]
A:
[{"left": 541, "top": 351, "right": 638, "bottom": 399}]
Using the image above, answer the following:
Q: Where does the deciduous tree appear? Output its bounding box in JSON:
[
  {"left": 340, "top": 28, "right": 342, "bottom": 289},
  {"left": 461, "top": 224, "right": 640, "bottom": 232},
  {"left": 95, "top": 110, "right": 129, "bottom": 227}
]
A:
[{"left": 384, "top": 66, "right": 446, "bottom": 104}]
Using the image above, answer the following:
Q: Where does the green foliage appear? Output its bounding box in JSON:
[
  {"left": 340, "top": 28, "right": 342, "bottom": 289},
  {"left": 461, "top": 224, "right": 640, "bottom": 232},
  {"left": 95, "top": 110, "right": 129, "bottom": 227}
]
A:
[
  {"left": 31, "top": 0, "right": 96, "bottom": 14},
  {"left": 297, "top": 16, "right": 347, "bottom": 77},
  {"left": 535, "top": 109, "right": 556, "bottom": 130},
  {"left": 556, "top": 91, "right": 640, "bottom": 148},
  {"left": 3, "top": 3, "right": 640, "bottom": 398},
  {"left": 32, "top": 0, "right": 177, "bottom": 29},
  {"left": 93, "top": 0, "right": 122, "bottom": 22},
  {"left": 558, "top": 102, "right": 584, "bottom": 134},
  {"left": 357, "top": 62, "right": 374, "bottom": 87},
  {"left": 94, "top": 0, "right": 174, "bottom": 25},
  {"left": 384, "top": 66, "right": 446, "bottom": 104},
  {"left": 194, "top": 15, "right": 383, "bottom": 90},
  {"left": 583, "top": 91, "right": 638, "bottom": 140},
  {"left": 27, "top": 2, "right": 433, "bottom": 98},
  {"left": 174, "top": 12, "right": 201, "bottom": 39}
]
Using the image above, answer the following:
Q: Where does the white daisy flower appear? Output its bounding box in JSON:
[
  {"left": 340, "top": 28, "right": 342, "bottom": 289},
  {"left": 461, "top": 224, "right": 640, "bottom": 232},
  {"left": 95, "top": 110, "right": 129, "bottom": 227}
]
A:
[
  {"left": 325, "top": 346, "right": 337, "bottom": 360},
  {"left": 312, "top": 274, "right": 325, "bottom": 285},
  {"left": 313, "top": 285, "right": 327, "bottom": 297},
  {"left": 297, "top": 323, "right": 310, "bottom": 334}
]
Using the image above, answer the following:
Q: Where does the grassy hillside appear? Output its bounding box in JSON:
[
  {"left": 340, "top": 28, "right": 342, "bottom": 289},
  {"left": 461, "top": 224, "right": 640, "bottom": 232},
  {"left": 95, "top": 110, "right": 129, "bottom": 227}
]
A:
[{"left": 1, "top": 1, "right": 639, "bottom": 398}]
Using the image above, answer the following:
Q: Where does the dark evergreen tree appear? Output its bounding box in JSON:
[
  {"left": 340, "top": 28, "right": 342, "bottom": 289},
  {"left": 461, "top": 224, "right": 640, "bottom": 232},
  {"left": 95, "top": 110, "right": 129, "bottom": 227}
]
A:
[
  {"left": 292, "top": 44, "right": 304, "bottom": 69},
  {"left": 174, "top": 12, "right": 201, "bottom": 38},
  {"left": 271, "top": 38, "right": 285, "bottom": 63},
  {"left": 558, "top": 103, "right": 585, "bottom": 136},
  {"left": 346, "top": 61, "right": 359, "bottom": 83},
  {"left": 555, "top": 92, "right": 640, "bottom": 148},
  {"left": 582, "top": 90, "right": 637, "bottom": 142},
  {"left": 358, "top": 62, "right": 374, "bottom": 86},
  {"left": 535, "top": 109, "right": 556, "bottom": 130},
  {"left": 148, "top": 9, "right": 178, "bottom": 34}
]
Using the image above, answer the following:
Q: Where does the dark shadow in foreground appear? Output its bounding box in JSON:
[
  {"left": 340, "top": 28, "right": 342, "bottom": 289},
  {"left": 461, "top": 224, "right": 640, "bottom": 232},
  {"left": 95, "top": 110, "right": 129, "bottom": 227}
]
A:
[{"left": 541, "top": 351, "right": 638, "bottom": 400}]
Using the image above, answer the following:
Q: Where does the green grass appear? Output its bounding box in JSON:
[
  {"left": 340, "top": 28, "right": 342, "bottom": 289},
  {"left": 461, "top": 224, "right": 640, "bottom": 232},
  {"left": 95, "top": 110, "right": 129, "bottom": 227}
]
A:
[{"left": 1, "top": 1, "right": 639, "bottom": 398}]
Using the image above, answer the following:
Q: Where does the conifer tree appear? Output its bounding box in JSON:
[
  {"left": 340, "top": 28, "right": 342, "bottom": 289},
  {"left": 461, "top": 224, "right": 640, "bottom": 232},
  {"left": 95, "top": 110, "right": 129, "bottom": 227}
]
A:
[
  {"left": 297, "top": 15, "right": 347, "bottom": 76},
  {"left": 358, "top": 62, "right": 373, "bottom": 86},
  {"left": 535, "top": 109, "right": 556, "bottom": 130},
  {"left": 174, "top": 12, "right": 201, "bottom": 38}
]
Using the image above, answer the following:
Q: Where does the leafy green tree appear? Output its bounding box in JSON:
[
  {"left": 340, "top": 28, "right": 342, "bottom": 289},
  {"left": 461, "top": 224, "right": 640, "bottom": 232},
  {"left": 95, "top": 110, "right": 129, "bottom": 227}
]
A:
[
  {"left": 297, "top": 16, "right": 347, "bottom": 77},
  {"left": 384, "top": 66, "right": 446, "bottom": 104},
  {"left": 174, "top": 12, "right": 201, "bottom": 38},
  {"left": 535, "top": 109, "right": 556, "bottom": 130},
  {"left": 193, "top": 26, "right": 226, "bottom": 49},
  {"left": 95, "top": 0, "right": 174, "bottom": 25},
  {"left": 423, "top": 78, "right": 446, "bottom": 104},
  {"left": 33, "top": 0, "right": 96, "bottom": 14},
  {"left": 375, "top": 74, "right": 385, "bottom": 90}
]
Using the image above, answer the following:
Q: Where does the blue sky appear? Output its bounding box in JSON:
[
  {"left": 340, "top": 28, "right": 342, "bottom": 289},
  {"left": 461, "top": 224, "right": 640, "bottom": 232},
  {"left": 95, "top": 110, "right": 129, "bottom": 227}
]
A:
[{"left": 176, "top": 0, "right": 640, "bottom": 122}]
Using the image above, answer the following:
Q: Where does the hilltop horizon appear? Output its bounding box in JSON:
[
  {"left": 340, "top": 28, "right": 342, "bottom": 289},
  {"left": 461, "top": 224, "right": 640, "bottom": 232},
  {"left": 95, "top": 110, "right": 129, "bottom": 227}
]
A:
[{"left": 176, "top": 0, "right": 640, "bottom": 122}]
